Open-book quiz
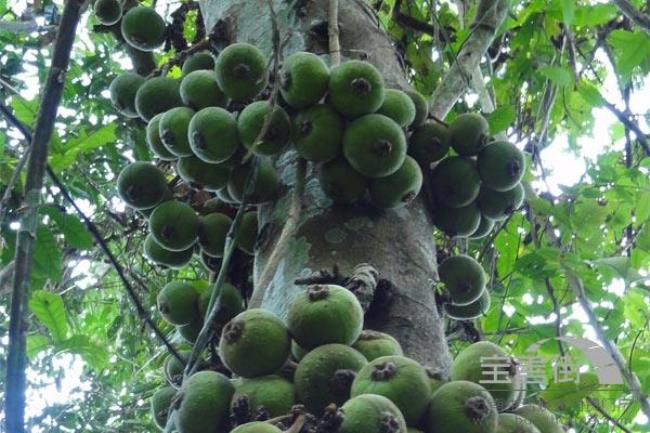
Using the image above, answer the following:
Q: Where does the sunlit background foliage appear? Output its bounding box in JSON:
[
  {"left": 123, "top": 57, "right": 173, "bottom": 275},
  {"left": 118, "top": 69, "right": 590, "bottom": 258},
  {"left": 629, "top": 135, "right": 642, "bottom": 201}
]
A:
[{"left": 0, "top": 0, "right": 649, "bottom": 432}]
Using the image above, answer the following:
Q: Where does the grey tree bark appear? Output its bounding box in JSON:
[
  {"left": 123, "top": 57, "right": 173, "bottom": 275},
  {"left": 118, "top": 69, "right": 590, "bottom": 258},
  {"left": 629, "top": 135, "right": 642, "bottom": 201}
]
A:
[{"left": 198, "top": 0, "right": 503, "bottom": 371}]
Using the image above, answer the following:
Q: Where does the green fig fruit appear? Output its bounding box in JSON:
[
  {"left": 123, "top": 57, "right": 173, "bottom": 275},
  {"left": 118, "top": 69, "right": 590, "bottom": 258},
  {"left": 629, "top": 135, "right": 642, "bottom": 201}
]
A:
[
  {"left": 318, "top": 157, "right": 368, "bottom": 204},
  {"left": 182, "top": 52, "right": 216, "bottom": 76},
  {"left": 292, "top": 104, "right": 344, "bottom": 162},
  {"left": 329, "top": 60, "right": 385, "bottom": 118},
  {"left": 188, "top": 107, "right": 240, "bottom": 163},
  {"left": 160, "top": 106, "right": 195, "bottom": 157},
  {"left": 219, "top": 309, "right": 291, "bottom": 378},
  {"left": 512, "top": 405, "right": 564, "bottom": 433},
  {"left": 477, "top": 183, "right": 524, "bottom": 220},
  {"left": 433, "top": 202, "right": 482, "bottom": 238},
  {"left": 235, "top": 211, "right": 258, "bottom": 255},
  {"left": 444, "top": 290, "right": 491, "bottom": 320},
  {"left": 424, "top": 381, "right": 498, "bottom": 433},
  {"left": 109, "top": 72, "right": 144, "bottom": 118},
  {"left": 294, "top": 343, "right": 367, "bottom": 415},
  {"left": 438, "top": 254, "right": 486, "bottom": 306},
  {"left": 176, "top": 371, "right": 234, "bottom": 433},
  {"left": 215, "top": 43, "right": 268, "bottom": 101},
  {"left": 352, "top": 330, "right": 404, "bottom": 362},
  {"left": 180, "top": 70, "right": 228, "bottom": 110},
  {"left": 430, "top": 156, "right": 481, "bottom": 208},
  {"left": 176, "top": 156, "right": 230, "bottom": 191},
  {"left": 477, "top": 141, "right": 525, "bottom": 191},
  {"left": 288, "top": 284, "right": 364, "bottom": 349},
  {"left": 151, "top": 386, "right": 177, "bottom": 430},
  {"left": 146, "top": 114, "right": 177, "bottom": 161},
  {"left": 117, "top": 161, "right": 168, "bottom": 210},
  {"left": 404, "top": 90, "right": 429, "bottom": 127},
  {"left": 450, "top": 341, "right": 522, "bottom": 411},
  {"left": 343, "top": 114, "right": 407, "bottom": 178},
  {"left": 377, "top": 89, "right": 416, "bottom": 128},
  {"left": 449, "top": 113, "right": 490, "bottom": 156},
  {"left": 157, "top": 281, "right": 199, "bottom": 325},
  {"left": 280, "top": 51, "right": 329, "bottom": 109},
  {"left": 340, "top": 394, "right": 408, "bottom": 433},
  {"left": 351, "top": 355, "right": 431, "bottom": 425},
  {"left": 408, "top": 122, "right": 450, "bottom": 168},
  {"left": 238, "top": 101, "right": 290, "bottom": 156},
  {"left": 144, "top": 234, "right": 193, "bottom": 268},
  {"left": 149, "top": 200, "right": 199, "bottom": 251},
  {"left": 121, "top": 6, "right": 166, "bottom": 52},
  {"left": 197, "top": 212, "right": 232, "bottom": 257},
  {"left": 231, "top": 375, "right": 295, "bottom": 418},
  {"left": 135, "top": 76, "right": 183, "bottom": 122},
  {"left": 368, "top": 155, "right": 423, "bottom": 208}
]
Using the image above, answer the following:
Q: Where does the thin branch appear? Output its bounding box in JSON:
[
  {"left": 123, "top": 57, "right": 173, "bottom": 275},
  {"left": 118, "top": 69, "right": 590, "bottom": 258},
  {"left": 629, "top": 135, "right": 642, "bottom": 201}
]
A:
[
  {"left": 0, "top": 260, "right": 15, "bottom": 294},
  {"left": 250, "top": 158, "right": 306, "bottom": 307},
  {"left": 0, "top": 91, "right": 183, "bottom": 366},
  {"left": 392, "top": 0, "right": 435, "bottom": 35},
  {"left": 586, "top": 397, "right": 633, "bottom": 433},
  {"left": 613, "top": 0, "right": 650, "bottom": 35},
  {"left": 6, "top": 1, "right": 83, "bottom": 431},
  {"left": 429, "top": 0, "right": 509, "bottom": 119},
  {"left": 184, "top": 158, "right": 261, "bottom": 377},
  {"left": 545, "top": 226, "right": 650, "bottom": 419},
  {"left": 328, "top": 0, "right": 341, "bottom": 66},
  {"left": 603, "top": 99, "right": 650, "bottom": 156}
]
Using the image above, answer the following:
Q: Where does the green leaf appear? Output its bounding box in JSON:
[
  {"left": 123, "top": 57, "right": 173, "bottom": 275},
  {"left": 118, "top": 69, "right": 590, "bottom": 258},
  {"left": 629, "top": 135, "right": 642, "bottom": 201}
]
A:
[
  {"left": 576, "top": 80, "right": 604, "bottom": 107},
  {"left": 538, "top": 65, "right": 574, "bottom": 87},
  {"left": 55, "top": 334, "right": 108, "bottom": 370},
  {"left": 487, "top": 105, "right": 516, "bottom": 134},
  {"left": 541, "top": 372, "right": 600, "bottom": 412},
  {"left": 26, "top": 335, "right": 50, "bottom": 358},
  {"left": 9, "top": 97, "right": 39, "bottom": 128},
  {"left": 29, "top": 290, "right": 68, "bottom": 342},
  {"left": 45, "top": 209, "right": 94, "bottom": 250},
  {"left": 32, "top": 225, "right": 63, "bottom": 284},
  {"left": 623, "top": 289, "right": 649, "bottom": 328},
  {"left": 49, "top": 124, "right": 117, "bottom": 171},
  {"left": 574, "top": 4, "right": 617, "bottom": 26},
  {"left": 559, "top": 0, "right": 574, "bottom": 25},
  {"left": 608, "top": 29, "right": 650, "bottom": 82}
]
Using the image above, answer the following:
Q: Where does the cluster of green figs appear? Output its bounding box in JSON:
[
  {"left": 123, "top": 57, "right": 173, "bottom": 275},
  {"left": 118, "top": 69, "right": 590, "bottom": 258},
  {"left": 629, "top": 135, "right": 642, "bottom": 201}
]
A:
[
  {"left": 151, "top": 281, "right": 564, "bottom": 433},
  {"left": 110, "top": 40, "right": 525, "bottom": 269}
]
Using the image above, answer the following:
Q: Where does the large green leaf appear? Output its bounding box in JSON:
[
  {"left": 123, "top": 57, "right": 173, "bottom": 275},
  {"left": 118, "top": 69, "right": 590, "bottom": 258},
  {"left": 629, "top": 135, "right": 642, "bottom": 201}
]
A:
[
  {"left": 42, "top": 207, "right": 94, "bottom": 250},
  {"left": 487, "top": 105, "right": 516, "bottom": 134},
  {"left": 55, "top": 334, "right": 108, "bottom": 370},
  {"left": 32, "top": 225, "right": 63, "bottom": 285},
  {"left": 538, "top": 65, "right": 574, "bottom": 87},
  {"left": 29, "top": 290, "right": 68, "bottom": 342},
  {"left": 608, "top": 29, "right": 650, "bottom": 82},
  {"left": 49, "top": 124, "right": 117, "bottom": 171}
]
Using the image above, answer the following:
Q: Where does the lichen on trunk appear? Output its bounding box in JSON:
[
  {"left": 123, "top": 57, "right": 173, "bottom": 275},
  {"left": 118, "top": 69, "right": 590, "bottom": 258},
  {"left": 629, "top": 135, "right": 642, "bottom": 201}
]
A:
[{"left": 200, "top": 0, "right": 452, "bottom": 370}]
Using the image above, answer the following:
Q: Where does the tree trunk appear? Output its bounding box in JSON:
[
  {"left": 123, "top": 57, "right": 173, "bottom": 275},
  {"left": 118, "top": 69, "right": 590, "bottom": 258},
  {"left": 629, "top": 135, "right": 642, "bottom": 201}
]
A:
[{"left": 200, "top": 0, "right": 452, "bottom": 371}]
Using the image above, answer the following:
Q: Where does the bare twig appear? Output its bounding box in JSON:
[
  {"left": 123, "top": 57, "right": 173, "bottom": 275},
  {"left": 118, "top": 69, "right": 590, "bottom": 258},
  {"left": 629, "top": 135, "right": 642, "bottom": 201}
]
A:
[
  {"left": 544, "top": 225, "right": 650, "bottom": 419},
  {"left": 603, "top": 99, "right": 650, "bottom": 156},
  {"left": 613, "top": 0, "right": 650, "bottom": 35},
  {"left": 185, "top": 158, "right": 260, "bottom": 376},
  {"left": 5, "top": 1, "right": 83, "bottom": 431},
  {"left": 328, "top": 0, "right": 341, "bottom": 66},
  {"left": 586, "top": 397, "right": 633, "bottom": 433},
  {"left": 429, "top": 0, "right": 509, "bottom": 119}
]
